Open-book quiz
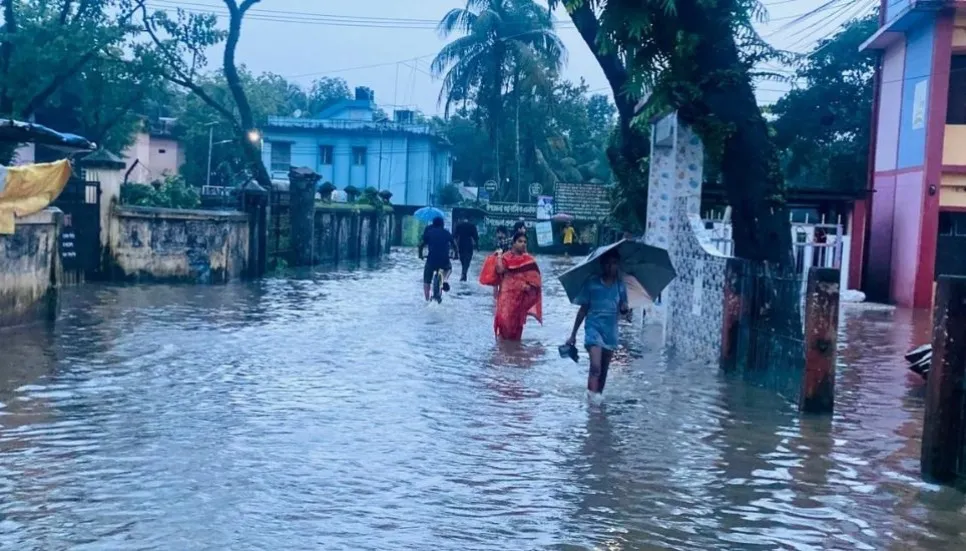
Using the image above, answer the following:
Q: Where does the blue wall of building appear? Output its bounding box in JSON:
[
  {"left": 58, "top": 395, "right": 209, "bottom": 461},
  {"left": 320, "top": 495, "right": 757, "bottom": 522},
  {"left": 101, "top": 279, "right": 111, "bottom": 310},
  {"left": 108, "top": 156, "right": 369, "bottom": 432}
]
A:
[
  {"left": 886, "top": 0, "right": 911, "bottom": 24},
  {"left": 260, "top": 100, "right": 453, "bottom": 207},
  {"left": 897, "top": 18, "right": 936, "bottom": 169}
]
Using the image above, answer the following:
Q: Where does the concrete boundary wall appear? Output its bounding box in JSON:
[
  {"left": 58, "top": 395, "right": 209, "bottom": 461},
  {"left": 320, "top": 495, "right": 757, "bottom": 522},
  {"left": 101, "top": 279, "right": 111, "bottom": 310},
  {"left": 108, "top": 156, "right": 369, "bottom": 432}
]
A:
[
  {"left": 108, "top": 206, "right": 249, "bottom": 283},
  {"left": 0, "top": 208, "right": 62, "bottom": 329}
]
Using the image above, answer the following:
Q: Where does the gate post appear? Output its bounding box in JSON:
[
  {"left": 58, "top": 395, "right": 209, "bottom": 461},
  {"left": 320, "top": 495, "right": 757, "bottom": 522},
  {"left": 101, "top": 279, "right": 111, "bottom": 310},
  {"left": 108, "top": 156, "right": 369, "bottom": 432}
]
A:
[
  {"left": 288, "top": 167, "right": 319, "bottom": 267},
  {"left": 721, "top": 258, "right": 745, "bottom": 373},
  {"left": 240, "top": 181, "right": 268, "bottom": 278},
  {"left": 801, "top": 267, "right": 840, "bottom": 414},
  {"left": 922, "top": 276, "right": 966, "bottom": 484}
]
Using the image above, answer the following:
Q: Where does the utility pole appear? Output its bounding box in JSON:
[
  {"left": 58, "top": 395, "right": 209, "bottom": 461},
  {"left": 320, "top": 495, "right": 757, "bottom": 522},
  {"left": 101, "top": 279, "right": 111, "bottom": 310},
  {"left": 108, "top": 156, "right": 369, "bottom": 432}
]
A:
[
  {"left": 206, "top": 124, "right": 214, "bottom": 189},
  {"left": 514, "top": 72, "right": 522, "bottom": 204}
]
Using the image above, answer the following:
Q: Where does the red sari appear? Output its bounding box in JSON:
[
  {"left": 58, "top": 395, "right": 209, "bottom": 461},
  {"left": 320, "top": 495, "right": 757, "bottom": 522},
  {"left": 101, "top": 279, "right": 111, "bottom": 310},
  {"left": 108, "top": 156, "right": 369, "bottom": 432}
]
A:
[{"left": 480, "top": 252, "right": 543, "bottom": 340}]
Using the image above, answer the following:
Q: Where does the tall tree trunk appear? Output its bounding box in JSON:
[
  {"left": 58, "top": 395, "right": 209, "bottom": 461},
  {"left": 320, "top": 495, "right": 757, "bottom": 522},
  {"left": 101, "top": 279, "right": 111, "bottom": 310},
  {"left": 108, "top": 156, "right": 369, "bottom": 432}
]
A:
[
  {"left": 675, "top": 0, "right": 792, "bottom": 265},
  {"left": 564, "top": 2, "right": 649, "bottom": 229},
  {"left": 224, "top": 0, "right": 271, "bottom": 190}
]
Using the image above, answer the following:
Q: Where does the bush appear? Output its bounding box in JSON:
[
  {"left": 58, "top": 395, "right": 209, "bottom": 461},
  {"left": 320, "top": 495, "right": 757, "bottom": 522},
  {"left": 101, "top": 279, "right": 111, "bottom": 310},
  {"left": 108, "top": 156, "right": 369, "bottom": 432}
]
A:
[
  {"left": 344, "top": 185, "right": 361, "bottom": 201},
  {"left": 120, "top": 175, "right": 200, "bottom": 209},
  {"left": 356, "top": 186, "right": 381, "bottom": 206},
  {"left": 378, "top": 189, "right": 393, "bottom": 204},
  {"left": 439, "top": 184, "right": 462, "bottom": 206},
  {"left": 319, "top": 181, "right": 337, "bottom": 202}
]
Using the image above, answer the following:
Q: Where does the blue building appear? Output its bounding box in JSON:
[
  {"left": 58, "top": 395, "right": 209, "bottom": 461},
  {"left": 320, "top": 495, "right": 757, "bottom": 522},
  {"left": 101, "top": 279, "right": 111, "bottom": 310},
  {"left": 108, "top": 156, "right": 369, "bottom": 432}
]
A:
[{"left": 260, "top": 87, "right": 454, "bottom": 206}]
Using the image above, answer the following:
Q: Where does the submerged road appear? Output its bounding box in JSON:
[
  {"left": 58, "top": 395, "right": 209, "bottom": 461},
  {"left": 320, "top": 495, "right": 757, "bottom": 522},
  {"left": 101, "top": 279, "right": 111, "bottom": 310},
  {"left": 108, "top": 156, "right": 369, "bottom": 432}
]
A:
[{"left": 0, "top": 251, "right": 963, "bottom": 550}]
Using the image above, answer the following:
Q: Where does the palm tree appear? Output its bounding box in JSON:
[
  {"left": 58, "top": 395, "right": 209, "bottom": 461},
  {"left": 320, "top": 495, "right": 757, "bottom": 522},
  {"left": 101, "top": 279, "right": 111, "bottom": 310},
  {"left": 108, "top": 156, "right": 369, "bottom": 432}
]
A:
[{"left": 431, "top": 0, "right": 566, "bottom": 192}]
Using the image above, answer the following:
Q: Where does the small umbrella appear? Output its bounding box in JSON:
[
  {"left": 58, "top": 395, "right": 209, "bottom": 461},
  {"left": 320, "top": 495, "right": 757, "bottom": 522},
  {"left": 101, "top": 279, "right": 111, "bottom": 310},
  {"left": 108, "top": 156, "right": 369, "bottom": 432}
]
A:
[
  {"left": 413, "top": 206, "right": 445, "bottom": 224},
  {"left": 552, "top": 213, "right": 574, "bottom": 222},
  {"left": 558, "top": 239, "right": 677, "bottom": 308}
]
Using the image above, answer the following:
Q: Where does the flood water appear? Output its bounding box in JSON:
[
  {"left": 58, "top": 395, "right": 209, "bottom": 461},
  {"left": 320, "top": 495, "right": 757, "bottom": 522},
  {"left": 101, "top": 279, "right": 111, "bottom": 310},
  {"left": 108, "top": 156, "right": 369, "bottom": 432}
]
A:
[{"left": 1, "top": 251, "right": 964, "bottom": 550}]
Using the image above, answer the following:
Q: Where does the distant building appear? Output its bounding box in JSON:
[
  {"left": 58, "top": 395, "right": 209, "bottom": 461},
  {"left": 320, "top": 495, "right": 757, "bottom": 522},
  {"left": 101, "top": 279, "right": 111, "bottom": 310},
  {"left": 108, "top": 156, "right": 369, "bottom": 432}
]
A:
[
  {"left": 260, "top": 87, "right": 454, "bottom": 206},
  {"left": 856, "top": 0, "right": 964, "bottom": 307},
  {"left": 122, "top": 117, "right": 184, "bottom": 184}
]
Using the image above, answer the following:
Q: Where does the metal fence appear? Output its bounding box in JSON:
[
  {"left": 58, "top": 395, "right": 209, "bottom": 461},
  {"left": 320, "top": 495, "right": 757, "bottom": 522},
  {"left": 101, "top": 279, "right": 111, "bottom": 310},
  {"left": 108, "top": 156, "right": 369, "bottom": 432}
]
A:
[
  {"left": 199, "top": 185, "right": 241, "bottom": 210},
  {"left": 702, "top": 213, "right": 847, "bottom": 296},
  {"left": 726, "top": 260, "right": 807, "bottom": 402}
]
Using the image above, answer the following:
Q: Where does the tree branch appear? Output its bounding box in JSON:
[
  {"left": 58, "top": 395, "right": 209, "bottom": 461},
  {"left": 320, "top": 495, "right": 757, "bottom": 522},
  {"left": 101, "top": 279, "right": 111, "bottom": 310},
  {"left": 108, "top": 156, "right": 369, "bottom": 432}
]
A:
[
  {"left": 20, "top": 1, "right": 145, "bottom": 118},
  {"left": 0, "top": 0, "right": 18, "bottom": 114},
  {"left": 565, "top": 3, "right": 633, "bottom": 118},
  {"left": 139, "top": 7, "right": 241, "bottom": 130}
]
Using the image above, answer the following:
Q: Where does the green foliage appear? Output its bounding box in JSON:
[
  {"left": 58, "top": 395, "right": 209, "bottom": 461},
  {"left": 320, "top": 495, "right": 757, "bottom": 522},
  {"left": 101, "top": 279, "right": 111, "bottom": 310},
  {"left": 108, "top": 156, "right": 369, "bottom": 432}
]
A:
[
  {"left": 378, "top": 189, "right": 393, "bottom": 204},
  {"left": 308, "top": 77, "right": 351, "bottom": 115},
  {"left": 439, "top": 184, "right": 463, "bottom": 206},
  {"left": 120, "top": 175, "right": 200, "bottom": 209},
  {"left": 0, "top": 0, "right": 166, "bottom": 161},
  {"left": 319, "top": 181, "right": 337, "bottom": 201},
  {"left": 432, "top": 0, "right": 567, "bottom": 183},
  {"left": 343, "top": 185, "right": 360, "bottom": 200},
  {"left": 434, "top": 77, "right": 616, "bottom": 198},
  {"left": 770, "top": 13, "right": 878, "bottom": 194},
  {"left": 357, "top": 186, "right": 381, "bottom": 206}
]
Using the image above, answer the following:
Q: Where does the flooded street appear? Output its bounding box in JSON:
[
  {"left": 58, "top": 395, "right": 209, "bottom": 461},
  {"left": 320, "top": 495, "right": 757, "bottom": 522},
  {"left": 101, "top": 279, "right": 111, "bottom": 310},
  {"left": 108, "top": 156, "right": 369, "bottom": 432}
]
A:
[{"left": 1, "top": 251, "right": 964, "bottom": 550}]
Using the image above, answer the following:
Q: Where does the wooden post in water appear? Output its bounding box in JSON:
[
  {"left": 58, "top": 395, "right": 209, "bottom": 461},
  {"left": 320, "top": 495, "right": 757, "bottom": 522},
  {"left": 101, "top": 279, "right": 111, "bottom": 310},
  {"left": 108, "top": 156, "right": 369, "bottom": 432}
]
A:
[
  {"left": 720, "top": 258, "right": 746, "bottom": 373},
  {"left": 800, "top": 267, "right": 840, "bottom": 414},
  {"left": 922, "top": 276, "right": 966, "bottom": 484},
  {"left": 289, "top": 167, "right": 320, "bottom": 267}
]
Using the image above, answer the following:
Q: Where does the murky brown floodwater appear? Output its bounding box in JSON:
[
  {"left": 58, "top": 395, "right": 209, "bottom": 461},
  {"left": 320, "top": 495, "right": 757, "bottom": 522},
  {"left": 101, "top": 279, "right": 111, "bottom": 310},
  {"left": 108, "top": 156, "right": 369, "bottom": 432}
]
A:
[{"left": 0, "top": 251, "right": 963, "bottom": 550}]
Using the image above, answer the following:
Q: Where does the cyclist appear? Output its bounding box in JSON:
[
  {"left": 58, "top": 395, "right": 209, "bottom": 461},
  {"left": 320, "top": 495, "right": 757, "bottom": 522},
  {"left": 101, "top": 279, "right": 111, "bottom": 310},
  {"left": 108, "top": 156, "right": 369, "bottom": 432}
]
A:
[{"left": 418, "top": 216, "right": 457, "bottom": 302}]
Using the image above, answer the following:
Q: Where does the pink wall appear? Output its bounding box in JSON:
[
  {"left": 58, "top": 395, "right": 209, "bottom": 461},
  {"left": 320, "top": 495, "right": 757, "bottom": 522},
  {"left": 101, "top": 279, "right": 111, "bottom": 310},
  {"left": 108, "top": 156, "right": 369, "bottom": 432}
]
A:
[
  {"left": 148, "top": 136, "right": 182, "bottom": 178},
  {"left": 866, "top": 174, "right": 897, "bottom": 300},
  {"left": 891, "top": 170, "right": 926, "bottom": 306},
  {"left": 875, "top": 40, "right": 906, "bottom": 172}
]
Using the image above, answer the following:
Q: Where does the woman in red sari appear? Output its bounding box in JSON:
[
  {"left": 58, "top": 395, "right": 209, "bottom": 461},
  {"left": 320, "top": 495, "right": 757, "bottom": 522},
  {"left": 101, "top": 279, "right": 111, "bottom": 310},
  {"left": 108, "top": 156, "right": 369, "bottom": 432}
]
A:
[{"left": 479, "top": 233, "right": 542, "bottom": 340}]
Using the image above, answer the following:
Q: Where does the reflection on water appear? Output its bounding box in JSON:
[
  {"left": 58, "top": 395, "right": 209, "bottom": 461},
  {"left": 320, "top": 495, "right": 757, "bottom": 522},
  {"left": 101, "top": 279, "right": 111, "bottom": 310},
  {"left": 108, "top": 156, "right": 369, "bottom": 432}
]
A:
[{"left": 0, "top": 251, "right": 964, "bottom": 550}]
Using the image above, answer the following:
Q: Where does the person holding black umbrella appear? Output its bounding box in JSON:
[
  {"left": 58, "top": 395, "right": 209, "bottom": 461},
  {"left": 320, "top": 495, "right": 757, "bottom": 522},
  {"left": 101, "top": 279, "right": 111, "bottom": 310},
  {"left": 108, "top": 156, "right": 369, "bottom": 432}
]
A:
[{"left": 565, "top": 249, "right": 629, "bottom": 395}]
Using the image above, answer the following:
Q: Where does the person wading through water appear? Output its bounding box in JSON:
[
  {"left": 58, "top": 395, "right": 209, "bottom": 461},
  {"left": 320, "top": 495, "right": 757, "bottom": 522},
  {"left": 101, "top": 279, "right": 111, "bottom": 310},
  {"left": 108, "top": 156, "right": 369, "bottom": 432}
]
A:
[
  {"left": 453, "top": 216, "right": 479, "bottom": 282},
  {"left": 479, "top": 232, "right": 542, "bottom": 340},
  {"left": 566, "top": 249, "right": 629, "bottom": 395}
]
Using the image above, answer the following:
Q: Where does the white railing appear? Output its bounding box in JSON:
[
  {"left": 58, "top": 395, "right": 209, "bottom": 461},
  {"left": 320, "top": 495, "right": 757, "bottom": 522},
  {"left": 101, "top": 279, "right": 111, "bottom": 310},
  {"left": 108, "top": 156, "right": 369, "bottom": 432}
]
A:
[{"left": 700, "top": 212, "right": 851, "bottom": 293}]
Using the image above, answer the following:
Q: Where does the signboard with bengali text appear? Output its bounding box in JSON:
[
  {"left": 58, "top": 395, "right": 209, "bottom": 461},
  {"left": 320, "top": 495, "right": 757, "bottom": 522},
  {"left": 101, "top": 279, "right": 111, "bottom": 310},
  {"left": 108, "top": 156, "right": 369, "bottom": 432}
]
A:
[{"left": 553, "top": 182, "right": 611, "bottom": 221}]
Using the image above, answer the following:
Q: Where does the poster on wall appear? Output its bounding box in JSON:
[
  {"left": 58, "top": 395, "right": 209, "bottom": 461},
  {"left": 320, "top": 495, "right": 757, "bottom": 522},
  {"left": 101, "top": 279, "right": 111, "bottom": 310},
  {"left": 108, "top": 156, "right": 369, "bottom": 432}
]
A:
[
  {"left": 913, "top": 79, "right": 928, "bottom": 130},
  {"left": 536, "top": 221, "right": 554, "bottom": 247},
  {"left": 536, "top": 196, "right": 554, "bottom": 220}
]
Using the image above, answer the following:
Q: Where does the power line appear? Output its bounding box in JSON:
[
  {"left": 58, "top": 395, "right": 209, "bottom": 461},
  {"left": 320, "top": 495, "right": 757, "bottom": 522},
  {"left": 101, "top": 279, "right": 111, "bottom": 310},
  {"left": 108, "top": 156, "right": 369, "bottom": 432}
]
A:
[{"left": 148, "top": 0, "right": 579, "bottom": 29}]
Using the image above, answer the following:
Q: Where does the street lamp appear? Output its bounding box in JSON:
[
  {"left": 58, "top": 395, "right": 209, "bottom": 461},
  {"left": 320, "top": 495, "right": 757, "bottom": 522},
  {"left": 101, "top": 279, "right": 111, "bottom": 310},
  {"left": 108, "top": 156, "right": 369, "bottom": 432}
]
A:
[{"left": 247, "top": 129, "right": 261, "bottom": 144}]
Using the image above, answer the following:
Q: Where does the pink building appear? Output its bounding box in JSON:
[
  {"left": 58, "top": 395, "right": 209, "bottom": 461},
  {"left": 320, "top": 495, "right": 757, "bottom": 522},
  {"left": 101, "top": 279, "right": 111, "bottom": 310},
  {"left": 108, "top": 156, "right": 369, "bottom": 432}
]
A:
[
  {"left": 855, "top": 0, "right": 966, "bottom": 307},
  {"left": 121, "top": 117, "right": 184, "bottom": 184}
]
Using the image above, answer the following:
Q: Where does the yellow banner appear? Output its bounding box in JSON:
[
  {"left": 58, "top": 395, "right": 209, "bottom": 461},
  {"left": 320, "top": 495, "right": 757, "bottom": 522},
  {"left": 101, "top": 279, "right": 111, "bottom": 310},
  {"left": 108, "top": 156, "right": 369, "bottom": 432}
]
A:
[{"left": 0, "top": 159, "right": 71, "bottom": 234}]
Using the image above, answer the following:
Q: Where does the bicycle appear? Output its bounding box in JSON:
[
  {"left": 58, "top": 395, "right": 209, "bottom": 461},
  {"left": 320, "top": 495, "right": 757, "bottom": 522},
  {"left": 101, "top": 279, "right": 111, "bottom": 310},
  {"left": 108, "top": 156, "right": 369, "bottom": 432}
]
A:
[{"left": 430, "top": 268, "right": 445, "bottom": 304}]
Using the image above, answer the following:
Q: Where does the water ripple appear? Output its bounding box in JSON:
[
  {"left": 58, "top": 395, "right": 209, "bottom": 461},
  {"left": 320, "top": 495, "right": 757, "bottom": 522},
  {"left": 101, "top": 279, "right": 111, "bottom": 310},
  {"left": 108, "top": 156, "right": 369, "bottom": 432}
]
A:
[{"left": 0, "top": 251, "right": 963, "bottom": 549}]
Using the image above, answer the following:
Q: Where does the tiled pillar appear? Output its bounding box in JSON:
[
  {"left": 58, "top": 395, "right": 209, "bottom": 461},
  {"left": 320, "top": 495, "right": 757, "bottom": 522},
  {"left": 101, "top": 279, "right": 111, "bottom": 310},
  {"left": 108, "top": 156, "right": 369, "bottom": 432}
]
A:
[{"left": 644, "top": 112, "right": 705, "bottom": 331}]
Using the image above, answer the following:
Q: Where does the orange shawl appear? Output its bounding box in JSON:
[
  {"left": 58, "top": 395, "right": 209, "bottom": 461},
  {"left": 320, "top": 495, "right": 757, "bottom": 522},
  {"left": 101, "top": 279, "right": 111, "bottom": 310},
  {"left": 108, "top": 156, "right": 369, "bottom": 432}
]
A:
[{"left": 480, "top": 252, "right": 542, "bottom": 340}]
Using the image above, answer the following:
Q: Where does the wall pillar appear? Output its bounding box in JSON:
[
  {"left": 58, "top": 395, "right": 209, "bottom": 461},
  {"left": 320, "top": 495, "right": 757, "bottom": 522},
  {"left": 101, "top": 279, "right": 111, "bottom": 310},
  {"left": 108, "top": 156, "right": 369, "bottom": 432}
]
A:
[
  {"left": 921, "top": 275, "right": 966, "bottom": 484},
  {"left": 289, "top": 166, "right": 320, "bottom": 267},
  {"left": 78, "top": 151, "right": 126, "bottom": 268},
  {"left": 240, "top": 181, "right": 268, "bottom": 278}
]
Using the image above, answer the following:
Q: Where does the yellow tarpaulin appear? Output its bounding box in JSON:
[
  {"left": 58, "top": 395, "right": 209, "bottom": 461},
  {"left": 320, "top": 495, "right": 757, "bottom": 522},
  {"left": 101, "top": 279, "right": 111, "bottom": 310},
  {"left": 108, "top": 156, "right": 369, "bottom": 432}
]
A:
[{"left": 0, "top": 159, "right": 72, "bottom": 234}]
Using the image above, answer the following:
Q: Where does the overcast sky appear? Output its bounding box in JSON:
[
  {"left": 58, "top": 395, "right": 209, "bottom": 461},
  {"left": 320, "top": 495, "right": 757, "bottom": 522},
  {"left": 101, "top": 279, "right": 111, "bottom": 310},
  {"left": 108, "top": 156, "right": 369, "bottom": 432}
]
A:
[{"left": 144, "top": 0, "right": 879, "bottom": 115}]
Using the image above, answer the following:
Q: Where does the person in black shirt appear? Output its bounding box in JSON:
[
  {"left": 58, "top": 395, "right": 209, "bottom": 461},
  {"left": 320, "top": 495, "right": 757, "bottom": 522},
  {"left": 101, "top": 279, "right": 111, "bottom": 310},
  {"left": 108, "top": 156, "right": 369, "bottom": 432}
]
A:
[
  {"left": 453, "top": 217, "right": 479, "bottom": 281},
  {"left": 495, "top": 226, "right": 512, "bottom": 253},
  {"left": 418, "top": 217, "right": 457, "bottom": 301}
]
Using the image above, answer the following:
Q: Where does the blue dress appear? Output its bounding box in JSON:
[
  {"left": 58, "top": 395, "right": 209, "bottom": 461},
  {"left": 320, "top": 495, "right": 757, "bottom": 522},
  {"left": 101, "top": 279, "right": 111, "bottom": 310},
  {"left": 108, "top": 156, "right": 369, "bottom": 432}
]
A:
[{"left": 576, "top": 277, "right": 628, "bottom": 351}]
